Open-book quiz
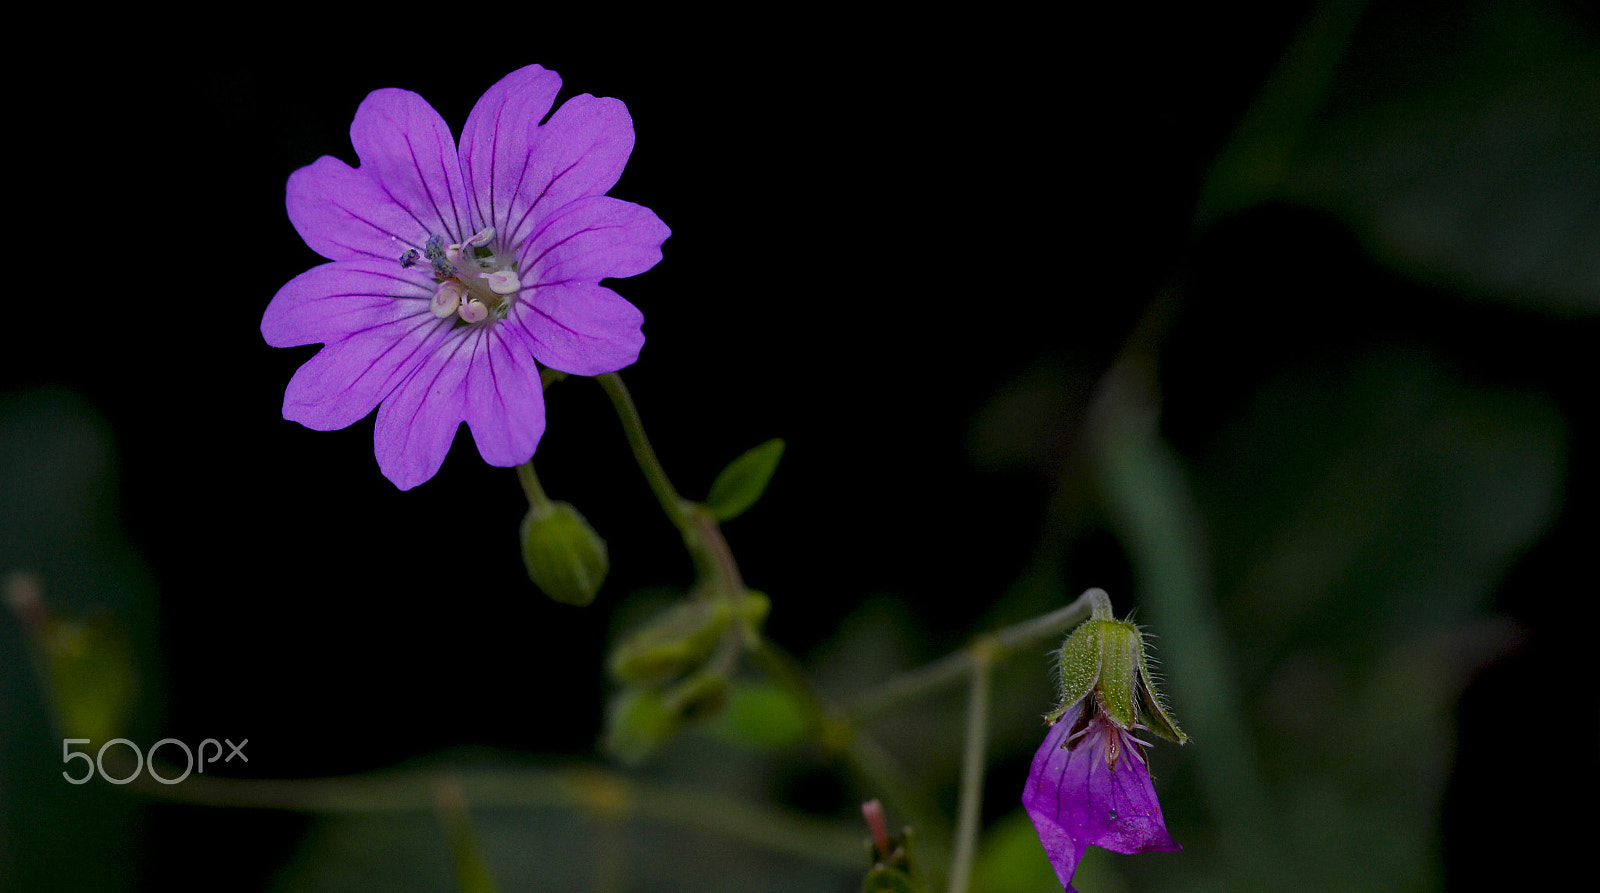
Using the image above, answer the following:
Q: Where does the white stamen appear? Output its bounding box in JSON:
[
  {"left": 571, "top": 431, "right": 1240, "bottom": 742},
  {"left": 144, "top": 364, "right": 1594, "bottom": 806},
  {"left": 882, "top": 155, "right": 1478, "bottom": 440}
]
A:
[
  {"left": 431, "top": 281, "right": 464, "bottom": 319},
  {"left": 458, "top": 298, "right": 489, "bottom": 324},
  {"left": 464, "top": 227, "right": 496, "bottom": 248},
  {"left": 485, "top": 270, "right": 520, "bottom": 295}
]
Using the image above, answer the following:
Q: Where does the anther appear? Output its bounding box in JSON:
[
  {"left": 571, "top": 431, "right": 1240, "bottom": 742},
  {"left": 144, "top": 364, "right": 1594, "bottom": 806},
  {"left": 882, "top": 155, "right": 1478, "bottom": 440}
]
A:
[
  {"left": 485, "top": 270, "right": 520, "bottom": 294},
  {"left": 423, "top": 235, "right": 456, "bottom": 278},
  {"left": 431, "top": 281, "right": 464, "bottom": 319}
]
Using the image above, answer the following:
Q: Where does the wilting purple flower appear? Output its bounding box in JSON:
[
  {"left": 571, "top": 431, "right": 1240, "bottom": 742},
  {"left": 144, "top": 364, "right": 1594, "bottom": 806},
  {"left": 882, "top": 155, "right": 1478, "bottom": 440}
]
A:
[
  {"left": 263, "top": 64, "right": 669, "bottom": 489},
  {"left": 1023, "top": 699, "right": 1180, "bottom": 891}
]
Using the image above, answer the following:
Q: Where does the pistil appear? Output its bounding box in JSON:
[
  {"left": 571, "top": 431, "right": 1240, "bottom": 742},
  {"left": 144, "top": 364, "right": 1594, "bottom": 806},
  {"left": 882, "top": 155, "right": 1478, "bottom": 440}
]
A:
[{"left": 406, "top": 227, "right": 520, "bottom": 325}]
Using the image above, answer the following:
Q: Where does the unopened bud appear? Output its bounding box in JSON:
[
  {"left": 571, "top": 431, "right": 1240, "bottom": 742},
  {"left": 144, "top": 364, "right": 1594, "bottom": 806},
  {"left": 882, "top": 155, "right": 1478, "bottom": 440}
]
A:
[
  {"left": 520, "top": 501, "right": 608, "bottom": 607},
  {"left": 608, "top": 598, "right": 733, "bottom": 685},
  {"left": 601, "top": 687, "right": 681, "bottom": 767}
]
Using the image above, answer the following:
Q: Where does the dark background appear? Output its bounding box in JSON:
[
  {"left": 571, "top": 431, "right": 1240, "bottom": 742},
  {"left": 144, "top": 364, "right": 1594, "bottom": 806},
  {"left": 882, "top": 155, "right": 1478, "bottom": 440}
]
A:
[{"left": 3, "top": 3, "right": 1596, "bottom": 890}]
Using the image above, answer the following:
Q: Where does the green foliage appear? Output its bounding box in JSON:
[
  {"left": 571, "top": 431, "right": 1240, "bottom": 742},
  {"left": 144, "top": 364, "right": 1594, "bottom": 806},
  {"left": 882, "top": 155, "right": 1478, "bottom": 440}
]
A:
[
  {"left": 704, "top": 438, "right": 785, "bottom": 521},
  {"left": 39, "top": 612, "right": 138, "bottom": 745},
  {"left": 705, "top": 680, "right": 813, "bottom": 750}
]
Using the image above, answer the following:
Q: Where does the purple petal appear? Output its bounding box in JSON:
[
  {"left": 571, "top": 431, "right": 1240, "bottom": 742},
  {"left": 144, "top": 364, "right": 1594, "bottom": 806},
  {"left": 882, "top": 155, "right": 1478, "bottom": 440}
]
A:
[
  {"left": 462, "top": 322, "right": 547, "bottom": 468},
  {"left": 279, "top": 316, "right": 454, "bottom": 434},
  {"left": 472, "top": 91, "right": 636, "bottom": 250},
  {"left": 349, "top": 87, "right": 473, "bottom": 244},
  {"left": 262, "top": 260, "right": 435, "bottom": 348},
  {"left": 1023, "top": 704, "right": 1179, "bottom": 890},
  {"left": 287, "top": 156, "right": 434, "bottom": 264},
  {"left": 531, "top": 93, "right": 635, "bottom": 205},
  {"left": 460, "top": 64, "right": 565, "bottom": 240},
  {"left": 520, "top": 195, "right": 670, "bottom": 286},
  {"left": 1024, "top": 713, "right": 1092, "bottom": 888},
  {"left": 512, "top": 280, "right": 644, "bottom": 377},
  {"left": 372, "top": 322, "right": 546, "bottom": 489}
]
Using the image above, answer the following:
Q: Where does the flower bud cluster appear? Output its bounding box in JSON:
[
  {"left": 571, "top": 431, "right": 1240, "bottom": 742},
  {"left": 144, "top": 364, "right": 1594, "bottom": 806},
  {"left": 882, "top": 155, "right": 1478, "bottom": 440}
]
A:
[{"left": 602, "top": 588, "right": 770, "bottom": 765}]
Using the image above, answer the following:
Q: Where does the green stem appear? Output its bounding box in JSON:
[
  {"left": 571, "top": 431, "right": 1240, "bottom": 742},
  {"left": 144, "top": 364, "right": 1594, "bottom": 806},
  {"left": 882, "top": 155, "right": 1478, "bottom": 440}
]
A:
[
  {"left": 845, "top": 591, "right": 1100, "bottom": 722},
  {"left": 515, "top": 461, "right": 550, "bottom": 509},
  {"left": 432, "top": 775, "right": 502, "bottom": 893},
  {"left": 596, "top": 373, "right": 691, "bottom": 531},
  {"left": 597, "top": 373, "right": 742, "bottom": 595},
  {"left": 747, "top": 638, "right": 953, "bottom": 882},
  {"left": 947, "top": 637, "right": 994, "bottom": 893}
]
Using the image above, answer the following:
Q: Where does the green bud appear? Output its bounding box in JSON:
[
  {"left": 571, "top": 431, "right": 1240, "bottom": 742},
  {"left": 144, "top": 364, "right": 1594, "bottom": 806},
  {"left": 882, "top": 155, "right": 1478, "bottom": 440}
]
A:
[
  {"left": 1052, "top": 621, "right": 1101, "bottom": 722},
  {"left": 860, "top": 816, "right": 930, "bottom": 893},
  {"left": 662, "top": 669, "right": 731, "bottom": 721},
  {"left": 1095, "top": 619, "right": 1141, "bottom": 729},
  {"left": 520, "top": 501, "right": 608, "bottom": 607},
  {"left": 608, "top": 598, "right": 733, "bottom": 685},
  {"left": 602, "top": 671, "right": 732, "bottom": 766},
  {"left": 601, "top": 687, "right": 681, "bottom": 767},
  {"left": 1051, "top": 590, "right": 1187, "bottom": 743}
]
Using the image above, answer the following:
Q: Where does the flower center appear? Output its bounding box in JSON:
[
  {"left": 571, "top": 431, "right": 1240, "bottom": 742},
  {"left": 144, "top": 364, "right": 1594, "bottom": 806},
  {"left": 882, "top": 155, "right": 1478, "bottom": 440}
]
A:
[{"left": 400, "top": 227, "right": 520, "bottom": 325}]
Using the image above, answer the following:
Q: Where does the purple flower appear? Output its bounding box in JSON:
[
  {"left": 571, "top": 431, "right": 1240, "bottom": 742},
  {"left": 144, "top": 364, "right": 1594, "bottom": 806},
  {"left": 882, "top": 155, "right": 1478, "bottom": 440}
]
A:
[
  {"left": 1023, "top": 699, "right": 1180, "bottom": 891},
  {"left": 263, "top": 65, "right": 669, "bottom": 489}
]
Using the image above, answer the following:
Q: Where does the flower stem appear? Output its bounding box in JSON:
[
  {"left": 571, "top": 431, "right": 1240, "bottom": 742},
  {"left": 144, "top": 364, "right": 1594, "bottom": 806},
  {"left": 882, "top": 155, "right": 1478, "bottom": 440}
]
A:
[
  {"left": 845, "top": 590, "right": 1101, "bottom": 722},
  {"left": 515, "top": 461, "right": 551, "bottom": 509},
  {"left": 432, "top": 775, "right": 502, "bottom": 893},
  {"left": 596, "top": 373, "right": 690, "bottom": 530},
  {"left": 947, "top": 636, "right": 995, "bottom": 893},
  {"left": 596, "top": 373, "right": 746, "bottom": 600}
]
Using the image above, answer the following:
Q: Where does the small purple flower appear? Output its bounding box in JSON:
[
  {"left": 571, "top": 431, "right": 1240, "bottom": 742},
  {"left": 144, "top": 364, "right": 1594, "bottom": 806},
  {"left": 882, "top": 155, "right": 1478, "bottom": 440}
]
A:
[
  {"left": 263, "top": 65, "right": 669, "bottom": 489},
  {"left": 1023, "top": 700, "right": 1180, "bottom": 891},
  {"left": 1024, "top": 591, "right": 1186, "bottom": 890}
]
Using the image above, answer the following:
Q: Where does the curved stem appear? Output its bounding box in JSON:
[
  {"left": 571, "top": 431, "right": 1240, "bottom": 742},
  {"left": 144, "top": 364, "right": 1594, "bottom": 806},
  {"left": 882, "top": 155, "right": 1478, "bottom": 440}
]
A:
[
  {"left": 845, "top": 591, "right": 1100, "bottom": 722},
  {"left": 596, "top": 373, "right": 690, "bottom": 530}
]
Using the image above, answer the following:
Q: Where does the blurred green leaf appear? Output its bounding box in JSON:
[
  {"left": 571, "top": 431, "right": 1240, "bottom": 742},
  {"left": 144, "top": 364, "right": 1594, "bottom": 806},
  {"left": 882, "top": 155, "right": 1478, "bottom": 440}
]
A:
[
  {"left": 705, "top": 438, "right": 786, "bottom": 521},
  {"left": 1199, "top": 347, "right": 1565, "bottom": 661},
  {"left": 40, "top": 611, "right": 139, "bottom": 744},
  {"left": 704, "top": 680, "right": 813, "bottom": 750},
  {"left": 1280, "top": 0, "right": 1600, "bottom": 311}
]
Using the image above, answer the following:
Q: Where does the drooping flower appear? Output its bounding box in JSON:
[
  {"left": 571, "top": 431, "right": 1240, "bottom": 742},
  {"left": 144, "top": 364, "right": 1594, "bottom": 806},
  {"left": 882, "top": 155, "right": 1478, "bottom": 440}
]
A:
[
  {"left": 263, "top": 65, "right": 669, "bottom": 489},
  {"left": 1023, "top": 590, "right": 1185, "bottom": 890},
  {"left": 1023, "top": 699, "right": 1179, "bottom": 891}
]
